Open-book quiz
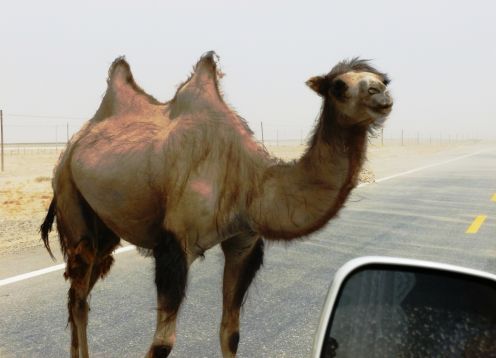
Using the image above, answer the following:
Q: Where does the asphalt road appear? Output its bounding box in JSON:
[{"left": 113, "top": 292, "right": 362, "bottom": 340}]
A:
[{"left": 1, "top": 145, "right": 495, "bottom": 358}]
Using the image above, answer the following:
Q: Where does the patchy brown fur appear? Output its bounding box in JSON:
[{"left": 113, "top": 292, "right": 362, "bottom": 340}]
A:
[{"left": 40, "top": 52, "right": 392, "bottom": 357}]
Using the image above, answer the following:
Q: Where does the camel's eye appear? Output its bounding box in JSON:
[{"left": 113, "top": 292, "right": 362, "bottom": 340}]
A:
[
  {"left": 368, "top": 87, "right": 380, "bottom": 95},
  {"left": 330, "top": 79, "right": 348, "bottom": 99},
  {"left": 383, "top": 78, "right": 390, "bottom": 86}
]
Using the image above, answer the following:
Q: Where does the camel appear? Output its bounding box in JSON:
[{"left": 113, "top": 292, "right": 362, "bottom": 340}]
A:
[{"left": 40, "top": 51, "right": 393, "bottom": 358}]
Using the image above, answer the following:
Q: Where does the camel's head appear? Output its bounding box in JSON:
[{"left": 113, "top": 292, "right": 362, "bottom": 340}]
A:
[{"left": 306, "top": 58, "right": 393, "bottom": 127}]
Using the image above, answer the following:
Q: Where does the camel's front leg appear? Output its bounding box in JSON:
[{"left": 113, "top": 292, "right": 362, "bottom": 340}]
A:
[
  {"left": 220, "top": 235, "right": 264, "bottom": 358},
  {"left": 146, "top": 229, "right": 191, "bottom": 358}
]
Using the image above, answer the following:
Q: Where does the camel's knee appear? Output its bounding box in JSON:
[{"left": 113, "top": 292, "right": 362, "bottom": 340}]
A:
[
  {"left": 65, "top": 237, "right": 95, "bottom": 330},
  {"left": 153, "top": 229, "right": 188, "bottom": 316},
  {"left": 64, "top": 236, "right": 96, "bottom": 285}
]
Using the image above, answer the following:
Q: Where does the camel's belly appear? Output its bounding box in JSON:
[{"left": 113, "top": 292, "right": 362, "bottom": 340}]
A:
[
  {"left": 80, "top": 180, "right": 163, "bottom": 248},
  {"left": 71, "top": 149, "right": 166, "bottom": 247},
  {"left": 71, "top": 161, "right": 223, "bottom": 250}
]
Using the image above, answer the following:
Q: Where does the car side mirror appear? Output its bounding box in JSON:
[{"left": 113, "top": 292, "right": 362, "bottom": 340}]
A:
[{"left": 312, "top": 257, "right": 496, "bottom": 358}]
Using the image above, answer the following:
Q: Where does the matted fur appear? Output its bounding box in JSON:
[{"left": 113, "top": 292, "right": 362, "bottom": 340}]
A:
[
  {"left": 40, "top": 197, "right": 56, "bottom": 259},
  {"left": 153, "top": 229, "right": 188, "bottom": 317}
]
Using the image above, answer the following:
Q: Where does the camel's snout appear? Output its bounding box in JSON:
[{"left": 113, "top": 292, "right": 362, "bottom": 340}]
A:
[
  {"left": 365, "top": 92, "right": 393, "bottom": 118},
  {"left": 370, "top": 91, "right": 393, "bottom": 111},
  {"left": 376, "top": 93, "right": 393, "bottom": 108}
]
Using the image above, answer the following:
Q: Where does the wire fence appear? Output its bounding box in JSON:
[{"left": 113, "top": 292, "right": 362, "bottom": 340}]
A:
[
  {"left": 0, "top": 112, "right": 86, "bottom": 170},
  {"left": 0, "top": 134, "right": 480, "bottom": 158},
  {"left": 1, "top": 143, "right": 67, "bottom": 156},
  {"left": 0, "top": 111, "right": 483, "bottom": 159},
  {"left": 255, "top": 122, "right": 480, "bottom": 148}
]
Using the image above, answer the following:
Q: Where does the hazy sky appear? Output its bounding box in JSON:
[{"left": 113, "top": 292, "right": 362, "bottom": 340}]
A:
[{"left": 1, "top": 0, "right": 495, "bottom": 143}]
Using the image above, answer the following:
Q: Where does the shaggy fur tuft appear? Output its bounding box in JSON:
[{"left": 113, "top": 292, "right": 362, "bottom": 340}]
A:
[
  {"left": 40, "top": 197, "right": 57, "bottom": 260},
  {"left": 153, "top": 230, "right": 188, "bottom": 316}
]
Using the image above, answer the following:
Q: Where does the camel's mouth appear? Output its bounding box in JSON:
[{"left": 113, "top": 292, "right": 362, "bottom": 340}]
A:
[{"left": 368, "top": 103, "right": 393, "bottom": 115}]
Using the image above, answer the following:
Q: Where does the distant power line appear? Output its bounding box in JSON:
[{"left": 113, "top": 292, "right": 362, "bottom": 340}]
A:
[
  {"left": 5, "top": 113, "right": 86, "bottom": 120},
  {"left": 4, "top": 124, "right": 72, "bottom": 127}
]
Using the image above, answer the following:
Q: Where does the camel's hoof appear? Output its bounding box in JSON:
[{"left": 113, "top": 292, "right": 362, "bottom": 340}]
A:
[
  {"left": 146, "top": 344, "right": 172, "bottom": 358},
  {"left": 229, "top": 331, "right": 240, "bottom": 354}
]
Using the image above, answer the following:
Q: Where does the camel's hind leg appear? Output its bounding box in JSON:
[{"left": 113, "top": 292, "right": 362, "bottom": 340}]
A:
[
  {"left": 65, "top": 236, "right": 96, "bottom": 358},
  {"left": 146, "top": 229, "right": 191, "bottom": 358},
  {"left": 56, "top": 182, "right": 120, "bottom": 358},
  {"left": 220, "top": 235, "right": 264, "bottom": 358},
  {"left": 65, "top": 229, "right": 120, "bottom": 358}
]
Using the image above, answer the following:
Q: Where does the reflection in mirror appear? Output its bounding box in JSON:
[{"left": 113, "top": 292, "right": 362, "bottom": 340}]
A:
[{"left": 322, "top": 265, "right": 496, "bottom": 358}]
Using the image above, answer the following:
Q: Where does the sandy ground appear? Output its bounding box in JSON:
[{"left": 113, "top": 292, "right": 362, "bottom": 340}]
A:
[
  {"left": 0, "top": 150, "right": 61, "bottom": 256},
  {"left": 0, "top": 141, "right": 481, "bottom": 256}
]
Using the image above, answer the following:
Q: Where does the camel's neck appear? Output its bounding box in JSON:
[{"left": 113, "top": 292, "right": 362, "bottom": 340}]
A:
[{"left": 248, "top": 105, "right": 368, "bottom": 240}]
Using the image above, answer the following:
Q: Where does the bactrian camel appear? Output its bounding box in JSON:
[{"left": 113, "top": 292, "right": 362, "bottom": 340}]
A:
[{"left": 41, "top": 51, "right": 393, "bottom": 358}]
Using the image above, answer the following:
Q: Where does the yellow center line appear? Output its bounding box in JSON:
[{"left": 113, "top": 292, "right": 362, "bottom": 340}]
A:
[
  {"left": 466, "top": 215, "right": 487, "bottom": 234},
  {"left": 491, "top": 193, "right": 496, "bottom": 202}
]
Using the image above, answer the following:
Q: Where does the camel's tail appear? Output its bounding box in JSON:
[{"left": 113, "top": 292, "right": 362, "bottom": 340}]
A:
[{"left": 40, "top": 197, "right": 56, "bottom": 260}]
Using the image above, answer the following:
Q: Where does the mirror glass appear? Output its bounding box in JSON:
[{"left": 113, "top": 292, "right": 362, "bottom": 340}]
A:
[{"left": 322, "top": 265, "right": 496, "bottom": 357}]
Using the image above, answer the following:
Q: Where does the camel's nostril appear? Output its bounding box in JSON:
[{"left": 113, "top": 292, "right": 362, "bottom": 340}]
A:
[
  {"left": 374, "top": 95, "right": 393, "bottom": 109},
  {"left": 370, "top": 99, "right": 393, "bottom": 113},
  {"left": 378, "top": 100, "right": 393, "bottom": 109},
  {"left": 382, "top": 99, "right": 393, "bottom": 108}
]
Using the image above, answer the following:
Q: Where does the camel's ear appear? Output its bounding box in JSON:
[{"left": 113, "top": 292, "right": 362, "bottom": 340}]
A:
[{"left": 306, "top": 76, "right": 329, "bottom": 96}]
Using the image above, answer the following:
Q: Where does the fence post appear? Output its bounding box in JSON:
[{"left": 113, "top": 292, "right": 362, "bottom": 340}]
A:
[
  {"left": 1, "top": 110, "right": 4, "bottom": 172},
  {"left": 260, "top": 122, "right": 264, "bottom": 146},
  {"left": 401, "top": 130, "right": 404, "bottom": 146},
  {"left": 381, "top": 127, "right": 384, "bottom": 147}
]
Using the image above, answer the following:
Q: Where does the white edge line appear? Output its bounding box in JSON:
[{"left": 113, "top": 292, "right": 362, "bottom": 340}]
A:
[
  {"left": 0, "top": 245, "right": 136, "bottom": 287},
  {"left": 1, "top": 147, "right": 494, "bottom": 287},
  {"left": 357, "top": 147, "right": 494, "bottom": 188},
  {"left": 0, "top": 263, "right": 66, "bottom": 287}
]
